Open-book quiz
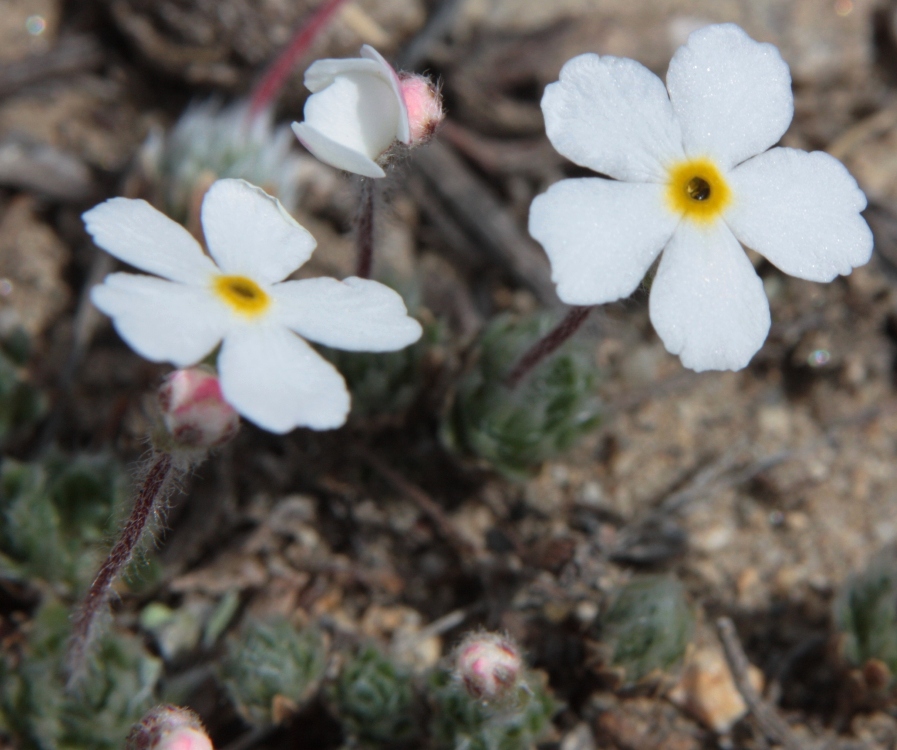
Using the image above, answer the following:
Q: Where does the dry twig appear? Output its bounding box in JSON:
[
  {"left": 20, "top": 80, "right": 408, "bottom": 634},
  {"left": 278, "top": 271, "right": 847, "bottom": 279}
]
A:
[{"left": 717, "top": 617, "right": 806, "bottom": 750}]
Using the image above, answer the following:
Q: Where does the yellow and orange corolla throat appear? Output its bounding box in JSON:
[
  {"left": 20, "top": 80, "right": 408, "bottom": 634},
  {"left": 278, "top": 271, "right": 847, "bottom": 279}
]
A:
[
  {"left": 213, "top": 275, "right": 271, "bottom": 318},
  {"left": 665, "top": 157, "right": 732, "bottom": 225}
]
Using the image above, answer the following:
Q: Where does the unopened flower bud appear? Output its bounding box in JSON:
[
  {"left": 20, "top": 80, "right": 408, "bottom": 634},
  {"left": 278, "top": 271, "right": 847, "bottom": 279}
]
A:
[
  {"left": 398, "top": 73, "right": 444, "bottom": 146},
  {"left": 158, "top": 368, "right": 239, "bottom": 449},
  {"left": 126, "top": 705, "right": 213, "bottom": 750},
  {"left": 455, "top": 632, "right": 523, "bottom": 703}
]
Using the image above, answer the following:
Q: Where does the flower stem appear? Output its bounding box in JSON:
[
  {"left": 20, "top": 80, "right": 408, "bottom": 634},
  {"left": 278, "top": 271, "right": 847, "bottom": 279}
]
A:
[
  {"left": 248, "top": 0, "right": 351, "bottom": 119},
  {"left": 356, "top": 177, "right": 376, "bottom": 279},
  {"left": 504, "top": 306, "right": 593, "bottom": 388},
  {"left": 67, "top": 451, "right": 174, "bottom": 684}
]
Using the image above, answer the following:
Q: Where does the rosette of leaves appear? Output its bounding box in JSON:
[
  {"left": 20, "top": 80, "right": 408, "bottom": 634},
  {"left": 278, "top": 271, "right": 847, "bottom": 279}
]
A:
[
  {"left": 0, "top": 600, "right": 161, "bottom": 750},
  {"left": 442, "top": 312, "right": 601, "bottom": 479},
  {"left": 138, "top": 99, "right": 306, "bottom": 225},
  {"left": 0, "top": 453, "right": 125, "bottom": 591},
  {"left": 428, "top": 667, "right": 557, "bottom": 750},
  {"left": 834, "top": 548, "right": 897, "bottom": 687},
  {"left": 0, "top": 327, "right": 44, "bottom": 447},
  {"left": 595, "top": 576, "right": 694, "bottom": 686},
  {"left": 221, "top": 619, "right": 328, "bottom": 725},
  {"left": 330, "top": 646, "right": 417, "bottom": 747}
]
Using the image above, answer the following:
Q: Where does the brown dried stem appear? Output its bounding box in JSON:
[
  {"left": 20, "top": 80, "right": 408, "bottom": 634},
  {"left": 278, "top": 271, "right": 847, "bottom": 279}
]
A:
[{"left": 717, "top": 617, "right": 805, "bottom": 750}]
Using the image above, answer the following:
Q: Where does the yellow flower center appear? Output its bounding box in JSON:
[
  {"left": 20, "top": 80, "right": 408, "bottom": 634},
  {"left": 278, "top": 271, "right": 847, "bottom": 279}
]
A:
[
  {"left": 665, "top": 158, "right": 732, "bottom": 224},
  {"left": 213, "top": 275, "right": 270, "bottom": 317}
]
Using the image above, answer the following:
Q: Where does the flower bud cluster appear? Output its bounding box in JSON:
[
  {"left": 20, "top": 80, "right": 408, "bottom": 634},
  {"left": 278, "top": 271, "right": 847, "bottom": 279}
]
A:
[
  {"left": 157, "top": 368, "right": 239, "bottom": 452},
  {"left": 126, "top": 705, "right": 212, "bottom": 750},
  {"left": 454, "top": 632, "right": 523, "bottom": 704},
  {"left": 428, "top": 631, "right": 556, "bottom": 750}
]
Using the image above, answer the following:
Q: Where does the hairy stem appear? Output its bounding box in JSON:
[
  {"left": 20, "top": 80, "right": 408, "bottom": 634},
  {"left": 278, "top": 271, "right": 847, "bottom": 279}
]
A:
[
  {"left": 504, "top": 306, "right": 592, "bottom": 388},
  {"left": 67, "top": 452, "right": 174, "bottom": 684},
  {"left": 355, "top": 177, "right": 376, "bottom": 279},
  {"left": 248, "top": 0, "right": 351, "bottom": 118}
]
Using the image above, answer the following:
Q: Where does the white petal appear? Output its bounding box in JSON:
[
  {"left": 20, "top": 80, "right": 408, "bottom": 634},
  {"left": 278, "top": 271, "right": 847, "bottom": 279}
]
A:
[
  {"left": 273, "top": 277, "right": 422, "bottom": 351},
  {"left": 361, "top": 45, "right": 411, "bottom": 144},
  {"left": 303, "top": 45, "right": 409, "bottom": 144},
  {"left": 541, "top": 53, "right": 684, "bottom": 182},
  {"left": 649, "top": 222, "right": 770, "bottom": 372},
  {"left": 83, "top": 198, "right": 218, "bottom": 283},
  {"left": 91, "top": 273, "right": 227, "bottom": 367},
  {"left": 292, "top": 121, "right": 386, "bottom": 178},
  {"left": 529, "top": 178, "right": 678, "bottom": 305},
  {"left": 218, "top": 324, "right": 349, "bottom": 433},
  {"left": 304, "top": 57, "right": 386, "bottom": 92},
  {"left": 666, "top": 24, "right": 793, "bottom": 170},
  {"left": 726, "top": 148, "right": 872, "bottom": 282},
  {"left": 293, "top": 65, "right": 402, "bottom": 176},
  {"left": 201, "top": 179, "right": 317, "bottom": 283}
]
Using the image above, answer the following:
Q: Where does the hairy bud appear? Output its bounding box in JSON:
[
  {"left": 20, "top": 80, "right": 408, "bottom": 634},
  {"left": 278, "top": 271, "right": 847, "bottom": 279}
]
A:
[
  {"left": 455, "top": 632, "right": 523, "bottom": 704},
  {"left": 126, "top": 705, "right": 212, "bottom": 750},
  {"left": 398, "top": 73, "right": 444, "bottom": 146},
  {"left": 157, "top": 368, "right": 239, "bottom": 450}
]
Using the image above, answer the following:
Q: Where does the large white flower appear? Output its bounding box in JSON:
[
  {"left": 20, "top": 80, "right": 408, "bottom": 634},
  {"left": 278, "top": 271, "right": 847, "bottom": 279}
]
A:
[
  {"left": 529, "top": 23, "right": 873, "bottom": 372},
  {"left": 292, "top": 45, "right": 411, "bottom": 179},
  {"left": 86, "top": 178, "right": 422, "bottom": 433}
]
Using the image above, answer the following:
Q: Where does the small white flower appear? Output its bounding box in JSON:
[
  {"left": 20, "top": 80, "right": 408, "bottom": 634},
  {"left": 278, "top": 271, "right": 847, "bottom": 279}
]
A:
[
  {"left": 529, "top": 23, "right": 873, "bottom": 372},
  {"left": 292, "top": 45, "right": 410, "bottom": 178},
  {"left": 86, "top": 178, "right": 422, "bottom": 433}
]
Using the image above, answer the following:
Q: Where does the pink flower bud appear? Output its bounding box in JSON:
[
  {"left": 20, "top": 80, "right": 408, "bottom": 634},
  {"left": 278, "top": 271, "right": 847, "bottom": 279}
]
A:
[
  {"left": 126, "top": 705, "right": 214, "bottom": 750},
  {"left": 455, "top": 632, "right": 523, "bottom": 703},
  {"left": 398, "top": 73, "right": 444, "bottom": 146},
  {"left": 158, "top": 368, "right": 239, "bottom": 449}
]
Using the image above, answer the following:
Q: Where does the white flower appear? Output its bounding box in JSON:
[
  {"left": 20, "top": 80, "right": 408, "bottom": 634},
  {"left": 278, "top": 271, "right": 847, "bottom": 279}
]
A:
[
  {"left": 529, "top": 23, "right": 873, "bottom": 372},
  {"left": 292, "top": 45, "right": 410, "bottom": 178},
  {"left": 85, "top": 178, "right": 422, "bottom": 433}
]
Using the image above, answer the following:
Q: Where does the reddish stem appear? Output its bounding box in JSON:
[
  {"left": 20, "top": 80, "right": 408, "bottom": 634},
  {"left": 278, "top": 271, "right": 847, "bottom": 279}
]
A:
[
  {"left": 67, "top": 452, "right": 174, "bottom": 683},
  {"left": 248, "top": 0, "right": 352, "bottom": 119},
  {"left": 355, "top": 177, "right": 376, "bottom": 279},
  {"left": 504, "top": 306, "right": 593, "bottom": 388}
]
